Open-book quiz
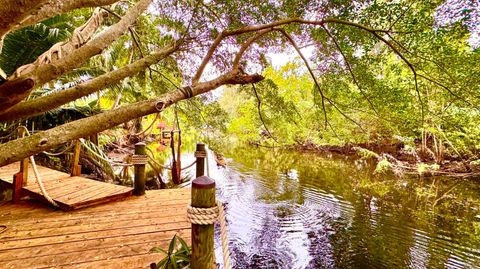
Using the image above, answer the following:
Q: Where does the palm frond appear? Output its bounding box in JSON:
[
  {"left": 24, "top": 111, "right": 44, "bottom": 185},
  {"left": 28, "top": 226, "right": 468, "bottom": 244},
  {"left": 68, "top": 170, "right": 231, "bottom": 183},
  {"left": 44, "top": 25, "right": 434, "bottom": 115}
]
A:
[
  {"left": 0, "top": 15, "right": 73, "bottom": 75},
  {"left": 80, "top": 138, "right": 116, "bottom": 181}
]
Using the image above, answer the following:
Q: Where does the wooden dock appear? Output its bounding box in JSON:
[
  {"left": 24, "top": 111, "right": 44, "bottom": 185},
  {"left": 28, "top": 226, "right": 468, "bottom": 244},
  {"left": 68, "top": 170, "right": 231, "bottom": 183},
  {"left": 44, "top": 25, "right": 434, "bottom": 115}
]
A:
[
  {"left": 0, "top": 188, "right": 191, "bottom": 268},
  {"left": 0, "top": 162, "right": 133, "bottom": 211}
]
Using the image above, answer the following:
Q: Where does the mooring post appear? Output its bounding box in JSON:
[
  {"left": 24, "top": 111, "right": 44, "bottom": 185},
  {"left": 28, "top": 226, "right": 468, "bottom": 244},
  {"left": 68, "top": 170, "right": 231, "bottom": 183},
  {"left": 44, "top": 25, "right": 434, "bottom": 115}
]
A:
[
  {"left": 71, "top": 139, "right": 81, "bottom": 176},
  {"left": 191, "top": 176, "right": 216, "bottom": 269},
  {"left": 195, "top": 143, "right": 206, "bottom": 177},
  {"left": 133, "top": 142, "right": 146, "bottom": 196}
]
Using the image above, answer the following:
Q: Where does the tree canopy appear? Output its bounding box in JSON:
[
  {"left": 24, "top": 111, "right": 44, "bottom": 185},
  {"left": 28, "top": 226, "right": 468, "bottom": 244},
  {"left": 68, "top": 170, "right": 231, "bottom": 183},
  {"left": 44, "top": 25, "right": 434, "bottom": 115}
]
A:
[{"left": 0, "top": 0, "right": 478, "bottom": 166}]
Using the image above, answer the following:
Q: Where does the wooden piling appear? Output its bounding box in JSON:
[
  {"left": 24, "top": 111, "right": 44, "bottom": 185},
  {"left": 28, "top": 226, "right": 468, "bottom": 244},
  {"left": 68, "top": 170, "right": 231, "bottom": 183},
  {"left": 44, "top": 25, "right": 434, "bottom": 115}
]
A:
[
  {"left": 12, "top": 172, "right": 23, "bottom": 203},
  {"left": 191, "top": 176, "right": 216, "bottom": 269},
  {"left": 133, "top": 142, "right": 146, "bottom": 196},
  {"left": 71, "top": 139, "right": 81, "bottom": 176},
  {"left": 19, "top": 158, "right": 28, "bottom": 186},
  {"left": 195, "top": 143, "right": 206, "bottom": 178}
]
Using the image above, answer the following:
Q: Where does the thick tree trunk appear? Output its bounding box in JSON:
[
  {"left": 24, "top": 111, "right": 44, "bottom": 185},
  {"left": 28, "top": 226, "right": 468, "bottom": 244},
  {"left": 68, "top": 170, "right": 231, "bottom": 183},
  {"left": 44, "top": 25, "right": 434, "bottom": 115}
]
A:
[
  {"left": 0, "top": 0, "right": 152, "bottom": 113},
  {"left": 0, "top": 0, "right": 120, "bottom": 53},
  {"left": 0, "top": 70, "right": 264, "bottom": 167},
  {"left": 0, "top": 0, "right": 48, "bottom": 50},
  {"left": 0, "top": 44, "right": 179, "bottom": 121},
  {"left": 12, "top": 7, "right": 111, "bottom": 78},
  {"left": 12, "top": 0, "right": 120, "bottom": 31}
]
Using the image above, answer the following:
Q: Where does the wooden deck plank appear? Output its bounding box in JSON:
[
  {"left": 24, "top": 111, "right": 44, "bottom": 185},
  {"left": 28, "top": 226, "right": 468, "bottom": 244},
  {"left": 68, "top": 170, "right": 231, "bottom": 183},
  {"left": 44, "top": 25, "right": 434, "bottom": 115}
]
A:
[
  {"left": 1, "top": 213, "right": 188, "bottom": 240},
  {"left": 24, "top": 177, "right": 81, "bottom": 195},
  {"left": 53, "top": 181, "right": 106, "bottom": 201},
  {"left": 0, "top": 231, "right": 191, "bottom": 261},
  {"left": 0, "top": 162, "right": 133, "bottom": 211},
  {"left": 0, "top": 189, "right": 191, "bottom": 269},
  {"left": 0, "top": 235, "right": 190, "bottom": 269},
  {"left": 3, "top": 215, "right": 188, "bottom": 241},
  {"left": 63, "top": 181, "right": 127, "bottom": 204},
  {"left": 0, "top": 192, "right": 189, "bottom": 220}
]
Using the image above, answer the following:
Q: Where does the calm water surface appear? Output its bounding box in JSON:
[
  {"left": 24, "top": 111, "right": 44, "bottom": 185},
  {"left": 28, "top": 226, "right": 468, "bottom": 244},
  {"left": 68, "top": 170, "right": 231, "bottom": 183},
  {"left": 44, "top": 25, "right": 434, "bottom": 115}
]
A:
[{"left": 192, "top": 146, "right": 480, "bottom": 269}]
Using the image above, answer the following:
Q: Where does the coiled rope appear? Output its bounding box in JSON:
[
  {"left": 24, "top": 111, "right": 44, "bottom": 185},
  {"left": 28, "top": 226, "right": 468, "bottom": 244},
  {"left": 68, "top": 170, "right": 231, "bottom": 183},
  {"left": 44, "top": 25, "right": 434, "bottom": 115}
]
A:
[
  {"left": 186, "top": 201, "right": 231, "bottom": 269},
  {"left": 186, "top": 148, "right": 231, "bottom": 269}
]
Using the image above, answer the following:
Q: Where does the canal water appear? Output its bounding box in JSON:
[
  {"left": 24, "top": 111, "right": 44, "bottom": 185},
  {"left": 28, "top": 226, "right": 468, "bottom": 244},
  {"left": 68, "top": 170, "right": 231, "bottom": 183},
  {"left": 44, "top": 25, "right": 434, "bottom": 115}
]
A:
[{"left": 191, "top": 146, "right": 480, "bottom": 269}]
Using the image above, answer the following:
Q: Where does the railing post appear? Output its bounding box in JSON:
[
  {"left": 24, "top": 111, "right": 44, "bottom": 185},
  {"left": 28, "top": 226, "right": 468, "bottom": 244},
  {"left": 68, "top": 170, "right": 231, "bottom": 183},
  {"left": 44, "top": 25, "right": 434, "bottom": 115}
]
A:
[
  {"left": 71, "top": 139, "right": 81, "bottom": 176},
  {"left": 191, "top": 176, "right": 216, "bottom": 269},
  {"left": 195, "top": 143, "right": 206, "bottom": 178},
  {"left": 17, "top": 128, "right": 28, "bottom": 186},
  {"left": 133, "top": 142, "right": 146, "bottom": 196},
  {"left": 19, "top": 158, "right": 28, "bottom": 186}
]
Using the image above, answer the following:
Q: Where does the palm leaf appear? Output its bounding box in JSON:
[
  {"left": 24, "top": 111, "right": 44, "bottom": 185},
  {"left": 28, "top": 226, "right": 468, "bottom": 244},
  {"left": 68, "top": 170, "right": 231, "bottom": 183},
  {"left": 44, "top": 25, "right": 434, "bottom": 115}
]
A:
[
  {"left": 0, "top": 14, "right": 73, "bottom": 75},
  {"left": 79, "top": 138, "right": 115, "bottom": 180}
]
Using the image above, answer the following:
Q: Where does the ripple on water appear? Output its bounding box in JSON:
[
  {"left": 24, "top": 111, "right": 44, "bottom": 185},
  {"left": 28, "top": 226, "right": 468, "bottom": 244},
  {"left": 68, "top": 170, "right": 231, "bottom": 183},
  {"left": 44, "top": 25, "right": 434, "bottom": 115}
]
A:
[{"left": 211, "top": 153, "right": 480, "bottom": 269}]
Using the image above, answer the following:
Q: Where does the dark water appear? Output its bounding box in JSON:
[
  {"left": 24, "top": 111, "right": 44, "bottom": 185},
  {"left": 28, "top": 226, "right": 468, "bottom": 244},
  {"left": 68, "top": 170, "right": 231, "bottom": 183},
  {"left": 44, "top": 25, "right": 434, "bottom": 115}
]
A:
[{"left": 199, "top": 146, "right": 480, "bottom": 269}]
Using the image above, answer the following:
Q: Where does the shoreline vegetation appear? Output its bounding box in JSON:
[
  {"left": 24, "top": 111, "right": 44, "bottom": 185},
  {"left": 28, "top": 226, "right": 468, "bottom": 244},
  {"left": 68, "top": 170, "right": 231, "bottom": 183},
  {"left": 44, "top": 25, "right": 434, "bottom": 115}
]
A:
[{"left": 250, "top": 140, "right": 480, "bottom": 178}]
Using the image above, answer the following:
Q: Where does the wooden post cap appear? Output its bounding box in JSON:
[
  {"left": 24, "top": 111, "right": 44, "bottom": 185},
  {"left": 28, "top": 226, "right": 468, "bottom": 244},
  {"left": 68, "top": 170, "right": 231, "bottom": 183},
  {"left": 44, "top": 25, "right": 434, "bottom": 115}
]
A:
[
  {"left": 192, "top": 176, "right": 215, "bottom": 189},
  {"left": 135, "top": 142, "right": 146, "bottom": 147}
]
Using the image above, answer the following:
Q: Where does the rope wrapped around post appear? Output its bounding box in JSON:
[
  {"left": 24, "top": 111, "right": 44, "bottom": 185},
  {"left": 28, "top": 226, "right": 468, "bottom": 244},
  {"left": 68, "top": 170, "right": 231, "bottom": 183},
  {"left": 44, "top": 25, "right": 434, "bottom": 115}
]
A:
[
  {"left": 131, "top": 154, "right": 148, "bottom": 165},
  {"left": 187, "top": 201, "right": 231, "bottom": 269},
  {"left": 194, "top": 150, "right": 207, "bottom": 158}
]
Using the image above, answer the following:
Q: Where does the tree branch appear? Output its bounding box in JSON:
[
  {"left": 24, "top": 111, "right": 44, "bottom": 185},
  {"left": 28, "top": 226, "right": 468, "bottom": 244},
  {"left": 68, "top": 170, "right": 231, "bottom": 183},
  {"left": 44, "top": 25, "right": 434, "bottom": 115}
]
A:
[
  {"left": 0, "top": 0, "right": 49, "bottom": 51},
  {"left": 0, "top": 69, "right": 264, "bottom": 166},
  {"left": 321, "top": 25, "right": 379, "bottom": 116},
  {"left": 12, "top": 7, "right": 111, "bottom": 78},
  {"left": 252, "top": 83, "right": 278, "bottom": 143},
  {"left": 0, "top": 0, "right": 152, "bottom": 113},
  {"left": 0, "top": 43, "right": 180, "bottom": 122},
  {"left": 276, "top": 29, "right": 328, "bottom": 129},
  {"left": 13, "top": 0, "right": 121, "bottom": 31}
]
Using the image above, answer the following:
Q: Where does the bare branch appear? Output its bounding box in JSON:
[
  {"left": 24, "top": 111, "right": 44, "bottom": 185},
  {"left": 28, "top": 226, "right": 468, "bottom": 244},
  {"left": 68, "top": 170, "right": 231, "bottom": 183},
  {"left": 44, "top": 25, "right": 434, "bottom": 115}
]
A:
[
  {"left": 276, "top": 29, "right": 328, "bottom": 129},
  {"left": 232, "top": 29, "right": 273, "bottom": 68},
  {"left": 252, "top": 83, "right": 278, "bottom": 143},
  {"left": 321, "top": 25, "right": 379, "bottom": 116},
  {"left": 417, "top": 73, "right": 476, "bottom": 108}
]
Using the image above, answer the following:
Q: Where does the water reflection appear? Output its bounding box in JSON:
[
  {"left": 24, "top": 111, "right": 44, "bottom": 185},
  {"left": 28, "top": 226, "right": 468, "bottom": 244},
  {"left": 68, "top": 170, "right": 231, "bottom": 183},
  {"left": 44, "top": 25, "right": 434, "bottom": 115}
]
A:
[{"left": 208, "top": 146, "right": 480, "bottom": 269}]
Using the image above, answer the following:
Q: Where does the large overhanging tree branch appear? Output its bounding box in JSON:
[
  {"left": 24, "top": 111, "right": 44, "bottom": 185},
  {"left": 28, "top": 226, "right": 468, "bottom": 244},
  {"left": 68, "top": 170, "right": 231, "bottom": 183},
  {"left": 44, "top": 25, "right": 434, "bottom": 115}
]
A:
[
  {"left": 192, "top": 18, "right": 397, "bottom": 84},
  {"left": 12, "top": 6, "right": 112, "bottom": 77},
  {"left": 0, "top": 0, "right": 50, "bottom": 51},
  {"left": 0, "top": 43, "right": 181, "bottom": 121},
  {"left": 191, "top": 17, "right": 424, "bottom": 130},
  {"left": 0, "top": 0, "right": 152, "bottom": 113},
  {"left": 0, "top": 0, "right": 120, "bottom": 52},
  {"left": 0, "top": 69, "right": 264, "bottom": 166}
]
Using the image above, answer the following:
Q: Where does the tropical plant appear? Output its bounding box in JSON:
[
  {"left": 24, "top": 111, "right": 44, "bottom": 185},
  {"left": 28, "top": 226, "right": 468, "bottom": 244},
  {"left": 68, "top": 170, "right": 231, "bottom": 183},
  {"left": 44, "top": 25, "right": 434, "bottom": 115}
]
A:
[{"left": 150, "top": 234, "right": 191, "bottom": 269}]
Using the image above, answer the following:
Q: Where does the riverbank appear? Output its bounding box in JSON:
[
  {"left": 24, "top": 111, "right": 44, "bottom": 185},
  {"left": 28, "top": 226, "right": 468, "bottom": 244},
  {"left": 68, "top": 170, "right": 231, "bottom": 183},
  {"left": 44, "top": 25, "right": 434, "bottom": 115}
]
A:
[{"left": 253, "top": 140, "right": 480, "bottom": 177}]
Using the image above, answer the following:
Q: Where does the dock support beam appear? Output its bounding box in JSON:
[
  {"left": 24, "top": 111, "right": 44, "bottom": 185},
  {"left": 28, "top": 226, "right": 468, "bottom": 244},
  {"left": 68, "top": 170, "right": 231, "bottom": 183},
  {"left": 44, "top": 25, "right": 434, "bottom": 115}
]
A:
[
  {"left": 133, "top": 142, "right": 146, "bottom": 196},
  {"left": 71, "top": 139, "right": 81, "bottom": 176},
  {"left": 191, "top": 176, "right": 216, "bottom": 269}
]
